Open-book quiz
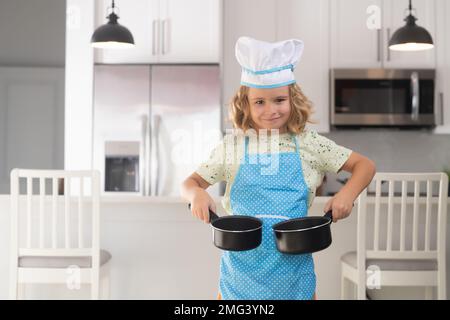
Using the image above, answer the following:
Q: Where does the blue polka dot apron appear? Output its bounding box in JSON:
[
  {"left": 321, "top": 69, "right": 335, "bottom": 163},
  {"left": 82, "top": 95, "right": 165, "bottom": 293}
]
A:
[{"left": 219, "top": 134, "right": 316, "bottom": 300}]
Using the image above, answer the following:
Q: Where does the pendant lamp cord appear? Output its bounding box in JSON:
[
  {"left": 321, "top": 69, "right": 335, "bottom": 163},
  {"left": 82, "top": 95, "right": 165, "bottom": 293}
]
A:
[{"left": 409, "top": 0, "right": 413, "bottom": 13}]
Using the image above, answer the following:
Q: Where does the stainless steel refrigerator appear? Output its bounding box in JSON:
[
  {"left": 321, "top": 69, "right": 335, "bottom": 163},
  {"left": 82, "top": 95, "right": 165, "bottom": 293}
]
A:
[{"left": 93, "top": 64, "right": 222, "bottom": 197}]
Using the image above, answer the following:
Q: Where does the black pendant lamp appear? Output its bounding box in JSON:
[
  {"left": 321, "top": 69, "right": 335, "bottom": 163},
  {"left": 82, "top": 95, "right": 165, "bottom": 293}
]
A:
[
  {"left": 91, "top": 0, "right": 135, "bottom": 48},
  {"left": 389, "top": 0, "right": 434, "bottom": 51}
]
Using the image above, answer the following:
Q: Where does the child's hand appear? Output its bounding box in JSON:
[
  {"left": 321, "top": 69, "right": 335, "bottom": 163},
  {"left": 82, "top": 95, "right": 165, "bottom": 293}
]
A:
[
  {"left": 190, "top": 188, "right": 217, "bottom": 224},
  {"left": 323, "top": 191, "right": 355, "bottom": 223}
]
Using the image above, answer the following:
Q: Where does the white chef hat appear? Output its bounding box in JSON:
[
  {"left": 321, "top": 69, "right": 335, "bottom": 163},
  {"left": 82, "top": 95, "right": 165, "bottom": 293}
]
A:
[{"left": 235, "top": 36, "right": 304, "bottom": 89}]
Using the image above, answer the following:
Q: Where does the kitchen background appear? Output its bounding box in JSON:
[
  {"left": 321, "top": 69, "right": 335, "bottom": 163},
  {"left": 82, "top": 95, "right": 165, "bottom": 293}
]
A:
[{"left": 0, "top": 0, "right": 449, "bottom": 299}]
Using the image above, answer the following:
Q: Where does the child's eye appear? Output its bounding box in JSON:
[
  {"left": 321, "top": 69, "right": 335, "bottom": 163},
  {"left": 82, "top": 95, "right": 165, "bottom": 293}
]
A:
[
  {"left": 275, "top": 99, "right": 286, "bottom": 103},
  {"left": 255, "top": 100, "right": 264, "bottom": 105}
]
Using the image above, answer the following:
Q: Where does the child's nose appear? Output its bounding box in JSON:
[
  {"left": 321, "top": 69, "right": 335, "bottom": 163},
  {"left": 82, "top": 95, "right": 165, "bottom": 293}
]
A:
[{"left": 266, "top": 102, "right": 278, "bottom": 113}]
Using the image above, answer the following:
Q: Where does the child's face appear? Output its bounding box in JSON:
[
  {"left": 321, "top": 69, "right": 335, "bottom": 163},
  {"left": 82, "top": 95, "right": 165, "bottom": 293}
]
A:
[{"left": 248, "top": 86, "right": 290, "bottom": 133}]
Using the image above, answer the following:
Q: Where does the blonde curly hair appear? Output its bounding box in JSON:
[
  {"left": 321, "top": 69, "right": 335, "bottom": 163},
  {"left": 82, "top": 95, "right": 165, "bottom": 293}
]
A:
[{"left": 228, "top": 83, "right": 316, "bottom": 134}]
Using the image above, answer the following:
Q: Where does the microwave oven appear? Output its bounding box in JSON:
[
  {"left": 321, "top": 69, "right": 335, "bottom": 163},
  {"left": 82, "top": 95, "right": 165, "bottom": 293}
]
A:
[{"left": 330, "top": 69, "right": 437, "bottom": 128}]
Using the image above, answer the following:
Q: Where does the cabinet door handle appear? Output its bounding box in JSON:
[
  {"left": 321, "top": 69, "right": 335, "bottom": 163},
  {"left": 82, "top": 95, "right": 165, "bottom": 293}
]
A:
[
  {"left": 377, "top": 29, "right": 381, "bottom": 62},
  {"left": 161, "top": 19, "right": 168, "bottom": 55},
  {"left": 157, "top": 19, "right": 162, "bottom": 55},
  {"left": 386, "top": 28, "right": 391, "bottom": 62},
  {"left": 152, "top": 19, "right": 157, "bottom": 55},
  {"left": 440, "top": 92, "right": 444, "bottom": 126},
  {"left": 161, "top": 19, "right": 165, "bottom": 55}
]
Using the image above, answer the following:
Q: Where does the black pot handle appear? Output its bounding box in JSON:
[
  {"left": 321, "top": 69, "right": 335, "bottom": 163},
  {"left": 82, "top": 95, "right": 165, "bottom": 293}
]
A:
[
  {"left": 323, "top": 203, "right": 354, "bottom": 222},
  {"left": 323, "top": 210, "right": 333, "bottom": 221},
  {"left": 188, "top": 203, "right": 219, "bottom": 222}
]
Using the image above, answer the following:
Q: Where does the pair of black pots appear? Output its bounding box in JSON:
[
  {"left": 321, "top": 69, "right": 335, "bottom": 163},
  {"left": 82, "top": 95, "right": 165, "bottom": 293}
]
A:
[{"left": 188, "top": 204, "right": 333, "bottom": 254}]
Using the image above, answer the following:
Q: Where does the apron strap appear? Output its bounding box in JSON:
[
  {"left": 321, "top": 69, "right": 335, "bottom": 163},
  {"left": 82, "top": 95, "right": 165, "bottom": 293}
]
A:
[
  {"left": 291, "top": 134, "right": 299, "bottom": 153},
  {"left": 244, "top": 135, "right": 249, "bottom": 162}
]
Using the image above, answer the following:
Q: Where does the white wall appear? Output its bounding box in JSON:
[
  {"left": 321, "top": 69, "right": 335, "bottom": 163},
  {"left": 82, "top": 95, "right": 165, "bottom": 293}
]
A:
[
  {"left": 0, "top": 0, "right": 66, "bottom": 67},
  {"left": 323, "top": 130, "right": 450, "bottom": 195},
  {"left": 0, "top": 0, "right": 66, "bottom": 193},
  {"left": 64, "top": 0, "right": 95, "bottom": 171},
  {"left": 0, "top": 67, "right": 65, "bottom": 193}
]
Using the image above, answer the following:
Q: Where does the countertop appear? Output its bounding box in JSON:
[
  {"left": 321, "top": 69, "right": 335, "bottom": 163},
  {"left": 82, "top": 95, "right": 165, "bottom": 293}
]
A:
[{"left": 1, "top": 194, "right": 448, "bottom": 205}]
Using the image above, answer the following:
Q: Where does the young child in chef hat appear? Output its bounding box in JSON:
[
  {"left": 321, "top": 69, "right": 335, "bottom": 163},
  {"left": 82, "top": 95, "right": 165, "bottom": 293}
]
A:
[{"left": 182, "top": 37, "right": 376, "bottom": 300}]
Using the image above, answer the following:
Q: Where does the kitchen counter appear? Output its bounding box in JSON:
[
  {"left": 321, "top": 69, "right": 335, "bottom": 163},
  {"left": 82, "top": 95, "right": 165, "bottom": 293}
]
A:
[
  {"left": 0, "top": 195, "right": 449, "bottom": 299},
  {"left": 1, "top": 194, "right": 447, "bottom": 205}
]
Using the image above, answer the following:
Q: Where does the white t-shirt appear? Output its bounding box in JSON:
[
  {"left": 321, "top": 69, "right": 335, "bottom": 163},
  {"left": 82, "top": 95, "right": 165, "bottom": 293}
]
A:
[{"left": 196, "top": 130, "right": 353, "bottom": 215}]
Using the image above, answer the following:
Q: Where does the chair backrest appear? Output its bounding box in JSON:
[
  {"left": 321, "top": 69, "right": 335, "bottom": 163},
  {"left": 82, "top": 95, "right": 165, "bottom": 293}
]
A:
[
  {"left": 10, "top": 169, "right": 100, "bottom": 262},
  {"left": 357, "top": 172, "right": 448, "bottom": 264}
]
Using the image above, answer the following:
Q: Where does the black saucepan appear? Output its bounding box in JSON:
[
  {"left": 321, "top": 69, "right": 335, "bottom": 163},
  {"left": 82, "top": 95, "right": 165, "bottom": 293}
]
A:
[
  {"left": 272, "top": 211, "right": 334, "bottom": 254},
  {"left": 188, "top": 203, "right": 263, "bottom": 251}
]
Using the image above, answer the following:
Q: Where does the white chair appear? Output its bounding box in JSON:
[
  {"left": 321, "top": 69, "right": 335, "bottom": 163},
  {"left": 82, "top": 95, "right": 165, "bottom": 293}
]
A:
[
  {"left": 341, "top": 172, "right": 448, "bottom": 300},
  {"left": 9, "top": 169, "right": 111, "bottom": 300}
]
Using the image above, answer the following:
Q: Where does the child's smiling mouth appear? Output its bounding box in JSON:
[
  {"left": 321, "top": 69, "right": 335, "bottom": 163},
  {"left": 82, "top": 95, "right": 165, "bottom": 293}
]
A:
[{"left": 263, "top": 117, "right": 281, "bottom": 121}]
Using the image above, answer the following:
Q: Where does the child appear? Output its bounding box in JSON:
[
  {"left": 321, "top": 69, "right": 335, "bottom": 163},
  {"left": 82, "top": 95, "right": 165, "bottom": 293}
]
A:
[{"left": 181, "top": 37, "right": 376, "bottom": 300}]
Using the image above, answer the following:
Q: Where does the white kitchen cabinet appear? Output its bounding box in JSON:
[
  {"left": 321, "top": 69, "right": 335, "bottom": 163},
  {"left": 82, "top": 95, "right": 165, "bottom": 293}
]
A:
[
  {"left": 383, "top": 0, "right": 436, "bottom": 69},
  {"left": 331, "top": 0, "right": 437, "bottom": 69},
  {"left": 330, "top": 0, "right": 383, "bottom": 69},
  {"left": 94, "top": 0, "right": 221, "bottom": 64},
  {"left": 157, "top": 0, "right": 221, "bottom": 63},
  {"left": 278, "top": 0, "right": 331, "bottom": 133}
]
